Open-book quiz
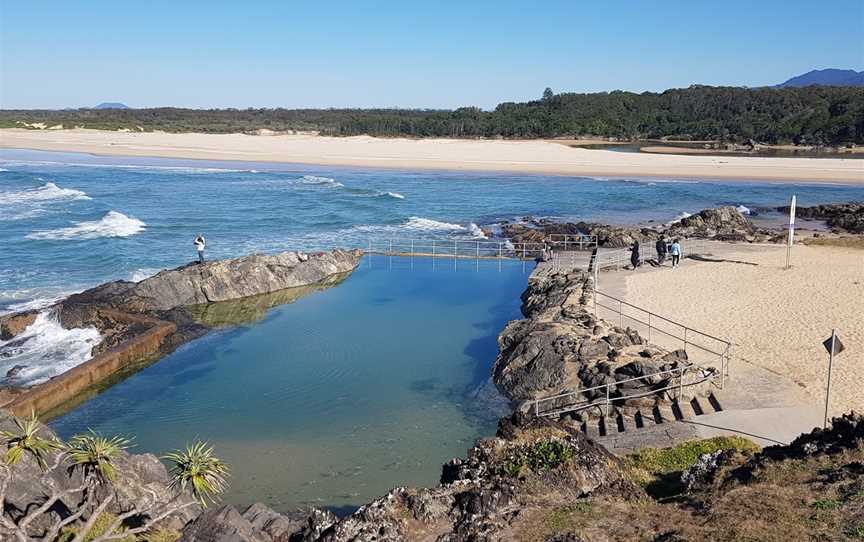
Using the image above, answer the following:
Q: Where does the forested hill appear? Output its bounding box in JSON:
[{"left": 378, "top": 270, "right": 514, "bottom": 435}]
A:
[{"left": 2, "top": 85, "right": 863, "bottom": 145}]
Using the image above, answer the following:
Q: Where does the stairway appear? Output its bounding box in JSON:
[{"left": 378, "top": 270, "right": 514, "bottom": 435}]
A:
[{"left": 576, "top": 391, "right": 726, "bottom": 439}]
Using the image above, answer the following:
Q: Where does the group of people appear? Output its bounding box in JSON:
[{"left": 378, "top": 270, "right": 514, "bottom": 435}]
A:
[{"left": 630, "top": 236, "right": 681, "bottom": 269}]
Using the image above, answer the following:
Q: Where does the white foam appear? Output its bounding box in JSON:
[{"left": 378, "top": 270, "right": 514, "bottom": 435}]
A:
[
  {"left": 666, "top": 211, "right": 692, "bottom": 226},
  {"left": 27, "top": 211, "right": 146, "bottom": 240},
  {"left": 2, "top": 295, "right": 69, "bottom": 314},
  {"left": 0, "top": 168, "right": 8, "bottom": 172},
  {"left": 736, "top": 205, "right": 751, "bottom": 215},
  {"left": 467, "top": 223, "right": 488, "bottom": 239},
  {"left": 0, "top": 182, "right": 90, "bottom": 205},
  {"left": 0, "top": 311, "right": 101, "bottom": 386},
  {"left": 383, "top": 191, "right": 405, "bottom": 199},
  {"left": 299, "top": 175, "right": 344, "bottom": 188},
  {"left": 129, "top": 268, "right": 159, "bottom": 282},
  {"left": 0, "top": 159, "right": 249, "bottom": 174},
  {"left": 404, "top": 217, "right": 467, "bottom": 232}
]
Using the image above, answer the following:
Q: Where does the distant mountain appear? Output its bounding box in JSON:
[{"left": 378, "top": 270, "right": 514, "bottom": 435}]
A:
[
  {"left": 93, "top": 102, "right": 130, "bottom": 109},
  {"left": 776, "top": 69, "right": 864, "bottom": 88}
]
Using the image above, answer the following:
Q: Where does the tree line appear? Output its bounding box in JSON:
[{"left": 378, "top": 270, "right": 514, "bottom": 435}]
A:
[{"left": 2, "top": 85, "right": 862, "bottom": 145}]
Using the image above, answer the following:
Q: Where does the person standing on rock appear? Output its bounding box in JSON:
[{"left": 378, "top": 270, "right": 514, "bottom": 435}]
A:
[
  {"left": 655, "top": 236, "right": 667, "bottom": 265},
  {"left": 670, "top": 238, "right": 682, "bottom": 268},
  {"left": 194, "top": 234, "right": 206, "bottom": 264},
  {"left": 630, "top": 240, "right": 641, "bottom": 269}
]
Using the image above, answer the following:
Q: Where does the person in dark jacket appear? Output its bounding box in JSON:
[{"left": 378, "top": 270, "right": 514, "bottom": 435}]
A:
[
  {"left": 630, "top": 240, "right": 641, "bottom": 269},
  {"left": 655, "top": 236, "right": 667, "bottom": 265}
]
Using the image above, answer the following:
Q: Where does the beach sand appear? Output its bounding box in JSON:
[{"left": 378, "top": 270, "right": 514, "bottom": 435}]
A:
[
  {"left": 1, "top": 128, "right": 862, "bottom": 184},
  {"left": 618, "top": 243, "right": 863, "bottom": 417}
]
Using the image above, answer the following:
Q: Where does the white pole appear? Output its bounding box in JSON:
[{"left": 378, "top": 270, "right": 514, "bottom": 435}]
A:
[
  {"left": 824, "top": 328, "right": 836, "bottom": 429},
  {"left": 786, "top": 194, "right": 796, "bottom": 269}
]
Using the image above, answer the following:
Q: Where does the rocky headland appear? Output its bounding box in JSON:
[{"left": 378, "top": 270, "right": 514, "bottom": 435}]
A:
[{"left": 0, "top": 249, "right": 362, "bottom": 416}]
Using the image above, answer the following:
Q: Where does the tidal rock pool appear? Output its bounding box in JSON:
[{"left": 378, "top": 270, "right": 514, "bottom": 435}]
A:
[{"left": 50, "top": 255, "right": 529, "bottom": 512}]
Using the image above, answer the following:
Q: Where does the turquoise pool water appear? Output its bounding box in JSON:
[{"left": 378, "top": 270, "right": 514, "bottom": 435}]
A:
[{"left": 50, "top": 255, "right": 530, "bottom": 512}]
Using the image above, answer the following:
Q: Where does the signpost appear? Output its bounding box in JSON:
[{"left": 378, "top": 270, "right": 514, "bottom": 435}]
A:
[
  {"left": 785, "top": 194, "right": 796, "bottom": 269},
  {"left": 822, "top": 329, "right": 845, "bottom": 429}
]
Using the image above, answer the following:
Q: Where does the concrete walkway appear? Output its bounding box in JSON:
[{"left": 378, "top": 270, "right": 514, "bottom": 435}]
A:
[{"left": 593, "top": 241, "right": 825, "bottom": 450}]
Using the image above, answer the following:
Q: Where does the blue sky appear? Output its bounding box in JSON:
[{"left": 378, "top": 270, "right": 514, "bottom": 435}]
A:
[{"left": 1, "top": 0, "right": 862, "bottom": 109}]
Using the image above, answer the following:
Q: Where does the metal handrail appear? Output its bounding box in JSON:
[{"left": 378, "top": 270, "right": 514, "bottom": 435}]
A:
[
  {"left": 534, "top": 365, "right": 719, "bottom": 418},
  {"left": 364, "top": 238, "right": 548, "bottom": 260},
  {"left": 531, "top": 287, "right": 732, "bottom": 419},
  {"left": 545, "top": 234, "right": 598, "bottom": 251}
]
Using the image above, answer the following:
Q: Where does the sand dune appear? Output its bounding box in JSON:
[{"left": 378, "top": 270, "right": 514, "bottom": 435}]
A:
[
  {"left": 1, "top": 128, "right": 862, "bottom": 184},
  {"left": 620, "top": 243, "right": 864, "bottom": 417}
]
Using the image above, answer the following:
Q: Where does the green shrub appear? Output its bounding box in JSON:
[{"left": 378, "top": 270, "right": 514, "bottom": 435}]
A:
[
  {"left": 499, "top": 439, "right": 575, "bottom": 477},
  {"left": 58, "top": 513, "right": 136, "bottom": 542}
]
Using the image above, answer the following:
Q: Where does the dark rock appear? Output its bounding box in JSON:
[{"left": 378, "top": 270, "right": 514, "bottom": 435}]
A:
[
  {"left": 665, "top": 206, "right": 755, "bottom": 239},
  {"left": 5, "top": 364, "right": 27, "bottom": 377},
  {"left": 777, "top": 202, "right": 864, "bottom": 234},
  {"left": 180, "top": 505, "right": 262, "bottom": 542},
  {"left": 680, "top": 449, "right": 735, "bottom": 492},
  {"left": 577, "top": 338, "right": 610, "bottom": 360},
  {"left": 242, "top": 503, "right": 304, "bottom": 542}
]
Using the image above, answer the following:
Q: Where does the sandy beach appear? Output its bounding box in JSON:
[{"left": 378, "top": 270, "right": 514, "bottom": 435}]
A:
[
  {"left": 618, "top": 243, "right": 863, "bottom": 417},
  {"left": 1, "top": 128, "right": 862, "bottom": 184}
]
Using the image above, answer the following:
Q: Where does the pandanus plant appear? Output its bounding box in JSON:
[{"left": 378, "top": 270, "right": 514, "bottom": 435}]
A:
[{"left": 0, "top": 412, "right": 230, "bottom": 542}]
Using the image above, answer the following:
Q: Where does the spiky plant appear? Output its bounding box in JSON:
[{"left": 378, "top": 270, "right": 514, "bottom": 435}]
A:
[
  {"left": 66, "top": 430, "right": 131, "bottom": 482},
  {"left": 0, "top": 412, "right": 60, "bottom": 468},
  {"left": 163, "top": 441, "right": 229, "bottom": 506}
]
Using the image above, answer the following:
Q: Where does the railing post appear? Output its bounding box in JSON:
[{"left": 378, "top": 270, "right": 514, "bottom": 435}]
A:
[
  {"left": 604, "top": 385, "right": 610, "bottom": 418},
  {"left": 389, "top": 239, "right": 393, "bottom": 255},
  {"left": 683, "top": 327, "right": 688, "bottom": 352},
  {"left": 454, "top": 239, "right": 458, "bottom": 259},
  {"left": 476, "top": 241, "right": 480, "bottom": 260},
  {"left": 411, "top": 239, "right": 414, "bottom": 255},
  {"left": 432, "top": 239, "right": 436, "bottom": 258},
  {"left": 498, "top": 242, "right": 502, "bottom": 259},
  {"left": 522, "top": 244, "right": 526, "bottom": 260},
  {"left": 648, "top": 312, "right": 652, "bottom": 343},
  {"left": 619, "top": 299, "right": 623, "bottom": 327}
]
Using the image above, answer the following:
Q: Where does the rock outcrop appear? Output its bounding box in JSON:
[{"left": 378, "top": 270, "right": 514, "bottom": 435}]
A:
[
  {"left": 776, "top": 201, "right": 864, "bottom": 234},
  {"left": 493, "top": 267, "right": 705, "bottom": 420},
  {"left": 664, "top": 206, "right": 756, "bottom": 241}
]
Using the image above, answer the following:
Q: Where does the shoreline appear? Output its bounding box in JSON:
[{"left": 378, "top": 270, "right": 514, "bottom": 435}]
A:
[{"left": 2, "top": 128, "right": 863, "bottom": 184}]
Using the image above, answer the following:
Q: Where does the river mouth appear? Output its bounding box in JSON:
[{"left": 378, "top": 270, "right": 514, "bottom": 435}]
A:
[{"left": 50, "top": 255, "right": 530, "bottom": 512}]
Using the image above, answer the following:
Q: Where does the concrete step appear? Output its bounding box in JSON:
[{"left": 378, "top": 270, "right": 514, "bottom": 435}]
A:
[
  {"left": 634, "top": 410, "right": 656, "bottom": 429},
  {"left": 707, "top": 391, "right": 726, "bottom": 413},
  {"left": 658, "top": 404, "right": 678, "bottom": 423},
  {"left": 584, "top": 419, "right": 601, "bottom": 440},
  {"left": 672, "top": 400, "right": 693, "bottom": 421},
  {"left": 690, "top": 396, "right": 707, "bottom": 417}
]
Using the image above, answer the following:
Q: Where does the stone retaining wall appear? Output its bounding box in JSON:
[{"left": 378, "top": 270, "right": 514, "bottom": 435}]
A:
[{"left": 0, "top": 309, "right": 176, "bottom": 417}]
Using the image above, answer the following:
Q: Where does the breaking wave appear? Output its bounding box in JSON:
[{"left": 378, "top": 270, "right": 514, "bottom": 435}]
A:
[
  {"left": 404, "top": 217, "right": 467, "bottom": 232},
  {"left": 736, "top": 205, "right": 752, "bottom": 215},
  {"left": 299, "top": 175, "right": 344, "bottom": 188},
  {"left": 0, "top": 311, "right": 101, "bottom": 387},
  {"left": 383, "top": 191, "right": 405, "bottom": 199},
  {"left": 0, "top": 181, "right": 90, "bottom": 205},
  {"left": 467, "top": 223, "right": 488, "bottom": 238},
  {"left": 666, "top": 211, "right": 692, "bottom": 226},
  {"left": 27, "top": 211, "right": 146, "bottom": 240}
]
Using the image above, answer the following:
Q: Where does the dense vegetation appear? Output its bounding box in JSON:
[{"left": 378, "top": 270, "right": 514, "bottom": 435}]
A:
[{"left": 2, "top": 85, "right": 863, "bottom": 144}]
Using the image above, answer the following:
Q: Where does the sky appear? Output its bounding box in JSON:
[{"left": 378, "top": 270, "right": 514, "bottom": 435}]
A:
[{"left": 1, "top": 0, "right": 862, "bottom": 110}]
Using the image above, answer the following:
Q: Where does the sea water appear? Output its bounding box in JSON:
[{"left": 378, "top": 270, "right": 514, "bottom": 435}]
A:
[
  {"left": 50, "top": 256, "right": 527, "bottom": 512},
  {"left": 4, "top": 148, "right": 864, "bottom": 317},
  {"left": 4, "top": 148, "right": 864, "bottom": 511}
]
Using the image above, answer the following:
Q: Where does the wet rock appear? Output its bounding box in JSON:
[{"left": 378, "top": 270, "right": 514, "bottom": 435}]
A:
[
  {"left": 777, "top": 202, "right": 864, "bottom": 234},
  {"left": 5, "top": 364, "right": 26, "bottom": 377},
  {"left": 0, "top": 311, "right": 37, "bottom": 340}
]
